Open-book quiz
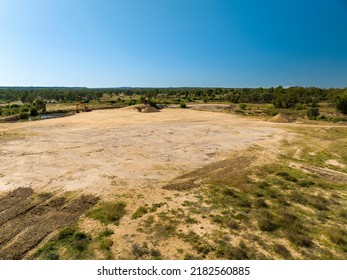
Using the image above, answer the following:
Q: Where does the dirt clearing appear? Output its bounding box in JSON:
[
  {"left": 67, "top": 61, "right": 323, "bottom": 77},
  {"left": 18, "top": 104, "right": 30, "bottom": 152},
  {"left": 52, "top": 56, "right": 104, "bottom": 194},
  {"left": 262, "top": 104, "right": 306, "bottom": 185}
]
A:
[
  {"left": 0, "top": 108, "right": 285, "bottom": 197},
  {"left": 0, "top": 107, "right": 305, "bottom": 259}
]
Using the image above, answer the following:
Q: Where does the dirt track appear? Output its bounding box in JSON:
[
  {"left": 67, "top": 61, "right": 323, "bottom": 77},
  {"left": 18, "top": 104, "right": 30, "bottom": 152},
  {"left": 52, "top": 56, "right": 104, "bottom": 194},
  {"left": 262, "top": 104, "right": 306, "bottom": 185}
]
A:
[{"left": 0, "top": 108, "right": 285, "bottom": 196}]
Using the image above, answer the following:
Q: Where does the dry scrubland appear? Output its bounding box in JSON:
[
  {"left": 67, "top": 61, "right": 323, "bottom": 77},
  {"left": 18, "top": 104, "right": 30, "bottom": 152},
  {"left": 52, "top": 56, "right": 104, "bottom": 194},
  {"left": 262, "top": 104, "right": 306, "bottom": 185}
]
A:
[{"left": 0, "top": 107, "right": 346, "bottom": 260}]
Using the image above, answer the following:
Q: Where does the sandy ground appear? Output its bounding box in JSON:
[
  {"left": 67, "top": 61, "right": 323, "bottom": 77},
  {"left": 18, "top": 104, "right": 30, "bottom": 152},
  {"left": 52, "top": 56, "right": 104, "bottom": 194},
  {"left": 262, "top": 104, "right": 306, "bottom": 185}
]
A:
[{"left": 0, "top": 108, "right": 285, "bottom": 197}]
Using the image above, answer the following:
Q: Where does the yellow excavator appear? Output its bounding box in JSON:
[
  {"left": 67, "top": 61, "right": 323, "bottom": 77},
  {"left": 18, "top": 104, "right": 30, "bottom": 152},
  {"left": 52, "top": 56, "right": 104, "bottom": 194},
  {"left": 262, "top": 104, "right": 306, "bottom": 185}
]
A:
[{"left": 76, "top": 103, "right": 93, "bottom": 113}]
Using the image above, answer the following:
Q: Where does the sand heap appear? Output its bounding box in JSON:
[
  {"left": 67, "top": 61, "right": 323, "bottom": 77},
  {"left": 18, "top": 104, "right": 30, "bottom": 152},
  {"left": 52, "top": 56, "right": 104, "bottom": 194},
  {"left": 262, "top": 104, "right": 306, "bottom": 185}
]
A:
[
  {"left": 268, "top": 113, "right": 294, "bottom": 123},
  {"left": 122, "top": 105, "right": 160, "bottom": 113},
  {"left": 141, "top": 106, "right": 159, "bottom": 113}
]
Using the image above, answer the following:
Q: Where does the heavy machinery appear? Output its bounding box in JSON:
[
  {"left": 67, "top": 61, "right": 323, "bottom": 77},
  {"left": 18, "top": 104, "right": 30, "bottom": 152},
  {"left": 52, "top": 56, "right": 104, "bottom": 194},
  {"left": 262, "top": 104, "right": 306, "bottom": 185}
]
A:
[{"left": 76, "top": 103, "right": 93, "bottom": 113}]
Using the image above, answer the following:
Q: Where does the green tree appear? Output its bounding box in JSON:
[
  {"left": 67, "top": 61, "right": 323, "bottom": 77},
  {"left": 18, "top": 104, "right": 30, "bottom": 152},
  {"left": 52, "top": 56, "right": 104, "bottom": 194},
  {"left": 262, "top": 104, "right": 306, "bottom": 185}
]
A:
[
  {"left": 336, "top": 91, "right": 347, "bottom": 114},
  {"left": 30, "top": 107, "right": 38, "bottom": 117},
  {"left": 33, "top": 97, "right": 46, "bottom": 113}
]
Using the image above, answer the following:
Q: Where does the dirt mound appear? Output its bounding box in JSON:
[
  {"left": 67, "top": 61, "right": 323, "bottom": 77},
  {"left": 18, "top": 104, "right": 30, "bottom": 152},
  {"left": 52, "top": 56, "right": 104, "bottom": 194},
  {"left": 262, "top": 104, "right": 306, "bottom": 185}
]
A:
[
  {"left": 268, "top": 113, "right": 294, "bottom": 123},
  {"left": 121, "top": 105, "right": 142, "bottom": 111},
  {"left": 121, "top": 105, "right": 159, "bottom": 113},
  {"left": 140, "top": 106, "right": 159, "bottom": 113}
]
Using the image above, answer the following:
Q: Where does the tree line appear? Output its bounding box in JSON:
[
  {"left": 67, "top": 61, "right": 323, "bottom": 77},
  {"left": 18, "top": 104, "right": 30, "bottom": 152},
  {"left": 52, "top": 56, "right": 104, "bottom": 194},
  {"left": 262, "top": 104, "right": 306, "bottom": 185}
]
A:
[{"left": 0, "top": 86, "right": 346, "bottom": 113}]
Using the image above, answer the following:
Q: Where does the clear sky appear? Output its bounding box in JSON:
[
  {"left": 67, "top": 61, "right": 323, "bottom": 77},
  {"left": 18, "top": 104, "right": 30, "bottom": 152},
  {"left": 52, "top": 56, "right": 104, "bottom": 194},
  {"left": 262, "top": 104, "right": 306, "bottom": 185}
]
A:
[{"left": 1, "top": 0, "right": 347, "bottom": 88}]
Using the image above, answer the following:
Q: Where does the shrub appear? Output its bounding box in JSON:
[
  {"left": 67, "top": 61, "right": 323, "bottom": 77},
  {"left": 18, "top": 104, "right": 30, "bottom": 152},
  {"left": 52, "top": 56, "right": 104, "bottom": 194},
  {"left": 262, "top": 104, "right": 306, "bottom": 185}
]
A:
[
  {"left": 215, "top": 240, "right": 251, "bottom": 260},
  {"left": 276, "top": 171, "right": 297, "bottom": 182},
  {"left": 99, "top": 238, "right": 113, "bottom": 251},
  {"left": 236, "top": 196, "right": 252, "bottom": 208},
  {"left": 257, "top": 181, "right": 270, "bottom": 189},
  {"left": 73, "top": 238, "right": 89, "bottom": 252},
  {"left": 99, "top": 228, "right": 114, "bottom": 238},
  {"left": 239, "top": 103, "right": 247, "bottom": 110},
  {"left": 154, "top": 222, "right": 176, "bottom": 239},
  {"left": 35, "top": 241, "right": 59, "bottom": 260},
  {"left": 266, "top": 107, "right": 280, "bottom": 116},
  {"left": 309, "top": 195, "right": 329, "bottom": 211},
  {"left": 180, "top": 102, "right": 187, "bottom": 108},
  {"left": 290, "top": 191, "right": 308, "bottom": 204},
  {"left": 336, "top": 91, "right": 347, "bottom": 114},
  {"left": 19, "top": 112, "right": 29, "bottom": 119},
  {"left": 274, "top": 244, "right": 292, "bottom": 259},
  {"left": 148, "top": 202, "right": 164, "bottom": 212},
  {"left": 307, "top": 107, "right": 320, "bottom": 120},
  {"left": 255, "top": 198, "right": 269, "bottom": 208},
  {"left": 257, "top": 210, "right": 279, "bottom": 232},
  {"left": 298, "top": 180, "right": 314, "bottom": 187},
  {"left": 58, "top": 227, "right": 75, "bottom": 240},
  {"left": 294, "top": 103, "right": 304, "bottom": 110},
  {"left": 36, "top": 227, "right": 92, "bottom": 259},
  {"left": 150, "top": 248, "right": 161, "bottom": 258},
  {"left": 20, "top": 106, "right": 30, "bottom": 112},
  {"left": 87, "top": 201, "right": 126, "bottom": 225},
  {"left": 185, "top": 216, "right": 198, "bottom": 224},
  {"left": 184, "top": 253, "right": 201, "bottom": 260},
  {"left": 288, "top": 232, "right": 313, "bottom": 248},
  {"left": 132, "top": 206, "right": 148, "bottom": 219},
  {"left": 132, "top": 243, "right": 149, "bottom": 258},
  {"left": 222, "top": 188, "right": 238, "bottom": 198},
  {"left": 127, "top": 99, "right": 136, "bottom": 106},
  {"left": 227, "top": 219, "right": 239, "bottom": 230},
  {"left": 30, "top": 107, "right": 38, "bottom": 116}
]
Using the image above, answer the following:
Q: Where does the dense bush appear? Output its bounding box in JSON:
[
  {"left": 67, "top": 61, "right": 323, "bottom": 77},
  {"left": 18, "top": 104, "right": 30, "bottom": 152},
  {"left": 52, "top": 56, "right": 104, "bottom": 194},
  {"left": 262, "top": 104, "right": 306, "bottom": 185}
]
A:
[
  {"left": 86, "top": 201, "right": 126, "bottom": 225},
  {"left": 20, "top": 106, "right": 30, "bottom": 112},
  {"left": 307, "top": 107, "right": 320, "bottom": 120},
  {"left": 336, "top": 91, "right": 347, "bottom": 114},
  {"left": 19, "top": 112, "right": 29, "bottom": 119},
  {"left": 180, "top": 102, "right": 187, "bottom": 108},
  {"left": 30, "top": 107, "right": 38, "bottom": 116},
  {"left": 239, "top": 103, "right": 247, "bottom": 110}
]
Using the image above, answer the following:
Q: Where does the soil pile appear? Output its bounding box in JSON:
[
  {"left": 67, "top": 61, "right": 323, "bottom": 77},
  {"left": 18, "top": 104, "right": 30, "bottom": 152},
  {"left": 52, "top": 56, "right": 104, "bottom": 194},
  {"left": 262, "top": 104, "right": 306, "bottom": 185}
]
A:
[
  {"left": 141, "top": 106, "right": 159, "bottom": 113},
  {"left": 122, "top": 105, "right": 159, "bottom": 113},
  {"left": 268, "top": 113, "right": 294, "bottom": 123}
]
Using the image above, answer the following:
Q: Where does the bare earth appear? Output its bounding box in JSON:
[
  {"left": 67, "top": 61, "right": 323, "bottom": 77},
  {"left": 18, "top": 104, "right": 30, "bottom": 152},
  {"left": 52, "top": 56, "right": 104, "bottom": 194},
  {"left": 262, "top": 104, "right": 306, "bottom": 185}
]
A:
[
  {"left": 1, "top": 107, "right": 293, "bottom": 259},
  {"left": 0, "top": 108, "right": 285, "bottom": 197}
]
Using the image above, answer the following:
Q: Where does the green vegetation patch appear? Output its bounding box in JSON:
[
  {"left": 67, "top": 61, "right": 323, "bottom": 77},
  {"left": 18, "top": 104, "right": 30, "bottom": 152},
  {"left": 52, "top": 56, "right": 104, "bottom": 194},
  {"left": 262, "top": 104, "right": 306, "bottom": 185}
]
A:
[
  {"left": 86, "top": 201, "right": 126, "bottom": 225},
  {"left": 131, "top": 242, "right": 162, "bottom": 260},
  {"left": 35, "top": 227, "right": 92, "bottom": 260},
  {"left": 179, "top": 231, "right": 212, "bottom": 257},
  {"left": 131, "top": 203, "right": 164, "bottom": 219}
]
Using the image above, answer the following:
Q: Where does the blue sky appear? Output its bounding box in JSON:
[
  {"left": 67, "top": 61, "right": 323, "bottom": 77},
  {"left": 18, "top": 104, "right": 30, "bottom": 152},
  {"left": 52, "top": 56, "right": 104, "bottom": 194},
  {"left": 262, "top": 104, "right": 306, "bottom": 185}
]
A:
[{"left": 0, "top": 0, "right": 347, "bottom": 88}]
